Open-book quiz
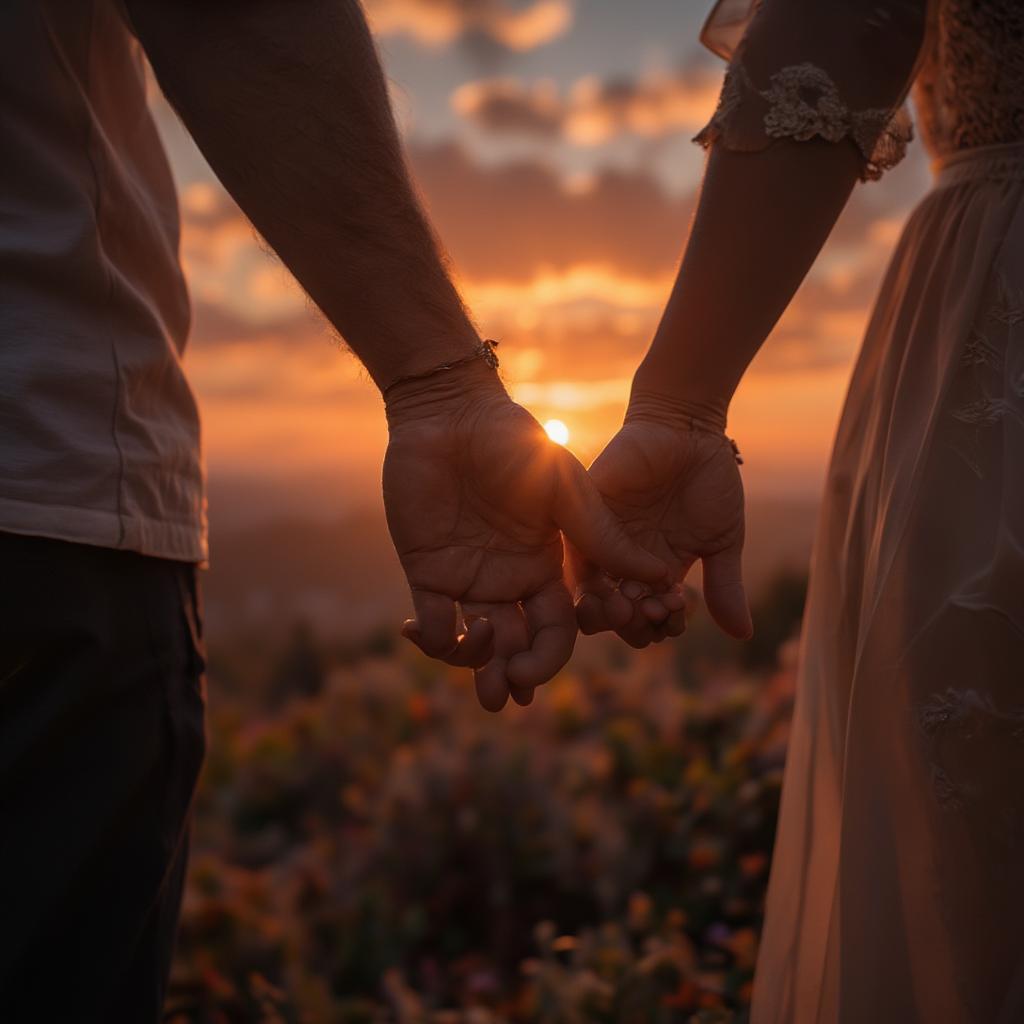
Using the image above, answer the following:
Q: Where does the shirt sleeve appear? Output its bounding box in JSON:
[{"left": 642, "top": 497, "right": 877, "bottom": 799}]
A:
[{"left": 694, "top": 0, "right": 932, "bottom": 181}]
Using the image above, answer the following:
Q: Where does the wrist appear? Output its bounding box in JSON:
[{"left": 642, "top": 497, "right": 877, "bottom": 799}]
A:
[
  {"left": 626, "top": 378, "right": 729, "bottom": 435},
  {"left": 384, "top": 353, "right": 508, "bottom": 427}
]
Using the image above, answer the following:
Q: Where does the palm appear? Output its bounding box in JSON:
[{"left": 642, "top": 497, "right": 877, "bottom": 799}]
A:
[
  {"left": 575, "top": 420, "right": 750, "bottom": 645},
  {"left": 592, "top": 421, "right": 743, "bottom": 573},
  {"left": 385, "top": 396, "right": 564, "bottom": 608},
  {"left": 384, "top": 392, "right": 666, "bottom": 709}
]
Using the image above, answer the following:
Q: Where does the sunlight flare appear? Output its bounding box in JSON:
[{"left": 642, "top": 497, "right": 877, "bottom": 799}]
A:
[{"left": 543, "top": 418, "right": 570, "bottom": 446}]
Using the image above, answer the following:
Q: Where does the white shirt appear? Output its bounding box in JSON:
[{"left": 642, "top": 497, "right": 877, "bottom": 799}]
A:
[{"left": 0, "top": 0, "right": 206, "bottom": 563}]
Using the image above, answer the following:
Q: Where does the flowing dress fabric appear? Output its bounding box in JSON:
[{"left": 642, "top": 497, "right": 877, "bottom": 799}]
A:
[
  {"left": 754, "top": 144, "right": 1024, "bottom": 1024},
  {"left": 695, "top": 1, "right": 1024, "bottom": 1020}
]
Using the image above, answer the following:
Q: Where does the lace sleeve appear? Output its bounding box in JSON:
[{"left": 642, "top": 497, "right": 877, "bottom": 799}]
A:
[{"left": 693, "top": 0, "right": 930, "bottom": 183}]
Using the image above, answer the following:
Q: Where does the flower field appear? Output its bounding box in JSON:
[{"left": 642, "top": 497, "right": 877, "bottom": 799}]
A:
[{"left": 166, "top": 576, "right": 803, "bottom": 1024}]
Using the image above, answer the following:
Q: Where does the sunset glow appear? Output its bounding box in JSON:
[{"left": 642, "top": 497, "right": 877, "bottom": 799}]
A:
[
  {"left": 20, "top": 4, "right": 981, "bottom": 1019},
  {"left": 155, "top": 1, "right": 927, "bottom": 522}
]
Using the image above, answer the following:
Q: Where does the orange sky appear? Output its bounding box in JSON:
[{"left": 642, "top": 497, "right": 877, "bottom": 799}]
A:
[{"left": 153, "top": 0, "right": 933, "bottom": 521}]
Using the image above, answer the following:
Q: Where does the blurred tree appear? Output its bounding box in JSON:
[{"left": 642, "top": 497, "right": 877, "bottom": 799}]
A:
[
  {"left": 674, "top": 568, "right": 808, "bottom": 685},
  {"left": 267, "top": 620, "right": 326, "bottom": 706},
  {"left": 362, "top": 624, "right": 397, "bottom": 659},
  {"left": 741, "top": 570, "right": 808, "bottom": 671}
]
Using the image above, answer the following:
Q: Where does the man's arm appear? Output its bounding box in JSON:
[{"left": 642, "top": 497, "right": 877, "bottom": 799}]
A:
[
  {"left": 124, "top": 0, "right": 669, "bottom": 706},
  {"left": 124, "top": 0, "right": 475, "bottom": 388}
]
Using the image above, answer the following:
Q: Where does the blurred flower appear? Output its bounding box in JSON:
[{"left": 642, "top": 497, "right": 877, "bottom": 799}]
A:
[{"left": 169, "top": 628, "right": 794, "bottom": 1021}]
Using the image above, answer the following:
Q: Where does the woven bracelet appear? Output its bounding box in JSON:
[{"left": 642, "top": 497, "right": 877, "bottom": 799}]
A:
[{"left": 382, "top": 339, "right": 500, "bottom": 398}]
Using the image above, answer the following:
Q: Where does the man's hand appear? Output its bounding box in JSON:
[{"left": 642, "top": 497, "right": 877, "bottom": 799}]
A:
[
  {"left": 383, "top": 362, "right": 668, "bottom": 711},
  {"left": 570, "top": 400, "right": 752, "bottom": 648}
]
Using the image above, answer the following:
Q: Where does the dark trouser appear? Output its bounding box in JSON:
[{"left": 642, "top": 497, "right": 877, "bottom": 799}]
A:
[{"left": 0, "top": 533, "right": 206, "bottom": 1023}]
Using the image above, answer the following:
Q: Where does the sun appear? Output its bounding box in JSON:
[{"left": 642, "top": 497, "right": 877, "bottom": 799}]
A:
[{"left": 543, "top": 419, "right": 570, "bottom": 446}]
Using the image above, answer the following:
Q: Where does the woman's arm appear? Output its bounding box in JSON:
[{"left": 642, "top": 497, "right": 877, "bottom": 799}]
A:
[
  {"left": 575, "top": 0, "right": 932, "bottom": 644},
  {"left": 632, "top": 138, "right": 864, "bottom": 428},
  {"left": 634, "top": 0, "right": 931, "bottom": 428}
]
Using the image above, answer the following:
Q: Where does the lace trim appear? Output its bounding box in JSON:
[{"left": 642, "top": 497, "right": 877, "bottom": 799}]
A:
[
  {"left": 918, "top": 688, "right": 1024, "bottom": 844},
  {"left": 950, "top": 273, "right": 1024, "bottom": 478},
  {"left": 694, "top": 61, "right": 912, "bottom": 183}
]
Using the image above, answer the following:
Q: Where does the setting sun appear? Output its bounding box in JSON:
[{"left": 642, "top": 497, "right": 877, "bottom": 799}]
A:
[{"left": 543, "top": 418, "right": 570, "bottom": 445}]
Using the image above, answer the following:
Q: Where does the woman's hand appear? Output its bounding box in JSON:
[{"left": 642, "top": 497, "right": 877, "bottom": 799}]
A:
[
  {"left": 570, "top": 398, "right": 752, "bottom": 648},
  {"left": 383, "top": 362, "right": 669, "bottom": 711}
]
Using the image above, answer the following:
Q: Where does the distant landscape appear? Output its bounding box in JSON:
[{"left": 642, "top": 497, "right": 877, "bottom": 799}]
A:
[
  {"left": 201, "top": 488, "right": 821, "bottom": 646},
  {"left": 161, "top": 475, "right": 819, "bottom": 1023},
  {"left": 171, "top": 564, "right": 803, "bottom": 1023}
]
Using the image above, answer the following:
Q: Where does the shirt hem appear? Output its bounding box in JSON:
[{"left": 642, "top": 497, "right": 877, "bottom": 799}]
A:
[{"left": 0, "top": 495, "right": 208, "bottom": 565}]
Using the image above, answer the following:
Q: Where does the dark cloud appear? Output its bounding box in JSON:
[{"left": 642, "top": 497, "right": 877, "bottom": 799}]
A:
[
  {"left": 181, "top": 138, "right": 920, "bottom": 385},
  {"left": 189, "top": 301, "right": 325, "bottom": 350},
  {"left": 452, "top": 78, "right": 564, "bottom": 136},
  {"left": 452, "top": 58, "right": 721, "bottom": 144},
  {"left": 409, "top": 140, "right": 696, "bottom": 281}
]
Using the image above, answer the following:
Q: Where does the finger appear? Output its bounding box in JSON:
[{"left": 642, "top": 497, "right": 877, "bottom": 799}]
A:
[
  {"left": 404, "top": 590, "right": 459, "bottom": 658},
  {"left": 445, "top": 616, "right": 495, "bottom": 668},
  {"left": 638, "top": 583, "right": 687, "bottom": 625},
  {"left": 553, "top": 455, "right": 668, "bottom": 586},
  {"left": 663, "top": 607, "right": 688, "bottom": 637},
  {"left": 465, "top": 602, "right": 530, "bottom": 713},
  {"left": 618, "top": 619, "right": 657, "bottom": 649},
  {"left": 620, "top": 580, "right": 650, "bottom": 601},
  {"left": 571, "top": 548, "right": 629, "bottom": 635},
  {"left": 639, "top": 596, "right": 670, "bottom": 624},
  {"left": 614, "top": 622, "right": 655, "bottom": 647},
  {"left": 619, "top": 579, "right": 684, "bottom": 628},
  {"left": 508, "top": 582, "right": 577, "bottom": 690},
  {"left": 563, "top": 538, "right": 589, "bottom": 595},
  {"left": 474, "top": 668, "right": 509, "bottom": 712},
  {"left": 603, "top": 590, "right": 634, "bottom": 629},
  {"left": 510, "top": 685, "right": 535, "bottom": 707},
  {"left": 660, "top": 559, "right": 699, "bottom": 623},
  {"left": 703, "top": 547, "right": 753, "bottom": 639},
  {"left": 604, "top": 576, "right": 647, "bottom": 627},
  {"left": 472, "top": 642, "right": 510, "bottom": 711},
  {"left": 576, "top": 592, "right": 611, "bottom": 635}
]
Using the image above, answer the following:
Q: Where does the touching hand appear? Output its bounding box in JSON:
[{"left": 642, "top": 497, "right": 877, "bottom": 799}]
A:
[
  {"left": 570, "top": 392, "right": 752, "bottom": 648},
  {"left": 383, "top": 361, "right": 668, "bottom": 711}
]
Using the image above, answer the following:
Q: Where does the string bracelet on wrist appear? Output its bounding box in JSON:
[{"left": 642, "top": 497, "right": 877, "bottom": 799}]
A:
[
  {"left": 626, "top": 402, "right": 743, "bottom": 465},
  {"left": 683, "top": 416, "right": 743, "bottom": 466},
  {"left": 382, "top": 339, "right": 500, "bottom": 398}
]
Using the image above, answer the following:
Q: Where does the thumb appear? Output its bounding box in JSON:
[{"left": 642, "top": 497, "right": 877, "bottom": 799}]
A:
[
  {"left": 554, "top": 455, "right": 668, "bottom": 586},
  {"left": 702, "top": 546, "right": 753, "bottom": 640}
]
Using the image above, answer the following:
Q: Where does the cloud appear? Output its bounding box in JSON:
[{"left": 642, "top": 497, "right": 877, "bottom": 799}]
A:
[
  {"left": 452, "top": 61, "right": 722, "bottom": 145},
  {"left": 189, "top": 299, "right": 325, "bottom": 350},
  {"left": 566, "top": 67, "right": 721, "bottom": 144},
  {"left": 178, "top": 138, "right": 915, "bottom": 418},
  {"left": 179, "top": 181, "right": 312, "bottom": 320},
  {"left": 179, "top": 141, "right": 697, "bottom": 305},
  {"left": 408, "top": 139, "right": 696, "bottom": 282},
  {"left": 365, "top": 0, "right": 572, "bottom": 50},
  {"left": 451, "top": 78, "right": 564, "bottom": 136},
  {"left": 463, "top": 260, "right": 890, "bottom": 390}
]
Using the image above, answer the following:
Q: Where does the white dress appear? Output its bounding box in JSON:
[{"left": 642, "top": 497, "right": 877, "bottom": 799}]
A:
[{"left": 698, "top": 2, "right": 1024, "bottom": 1021}]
